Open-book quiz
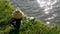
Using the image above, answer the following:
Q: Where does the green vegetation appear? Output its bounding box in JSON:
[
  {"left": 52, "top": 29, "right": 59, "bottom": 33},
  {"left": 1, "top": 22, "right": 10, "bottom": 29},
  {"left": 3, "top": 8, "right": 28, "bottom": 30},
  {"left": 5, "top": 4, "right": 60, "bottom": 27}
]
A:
[{"left": 0, "top": 0, "right": 60, "bottom": 34}]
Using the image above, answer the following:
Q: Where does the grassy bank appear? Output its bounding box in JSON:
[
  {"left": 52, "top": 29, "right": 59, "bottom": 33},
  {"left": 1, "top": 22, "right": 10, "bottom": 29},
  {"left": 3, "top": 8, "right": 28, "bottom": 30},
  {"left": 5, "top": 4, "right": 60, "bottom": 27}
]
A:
[{"left": 0, "top": 0, "right": 60, "bottom": 34}]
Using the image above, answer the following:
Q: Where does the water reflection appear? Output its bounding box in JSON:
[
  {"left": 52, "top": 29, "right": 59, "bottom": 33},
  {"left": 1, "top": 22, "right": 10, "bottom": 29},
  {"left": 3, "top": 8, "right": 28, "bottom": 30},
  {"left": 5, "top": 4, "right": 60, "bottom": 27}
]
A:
[
  {"left": 46, "top": 21, "right": 50, "bottom": 24},
  {"left": 37, "top": 0, "right": 58, "bottom": 14},
  {"left": 37, "top": 0, "right": 59, "bottom": 24}
]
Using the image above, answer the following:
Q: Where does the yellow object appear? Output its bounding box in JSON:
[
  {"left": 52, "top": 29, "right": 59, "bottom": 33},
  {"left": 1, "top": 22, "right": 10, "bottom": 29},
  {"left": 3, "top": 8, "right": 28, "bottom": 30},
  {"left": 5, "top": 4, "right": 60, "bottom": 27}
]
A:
[{"left": 12, "top": 9, "right": 24, "bottom": 19}]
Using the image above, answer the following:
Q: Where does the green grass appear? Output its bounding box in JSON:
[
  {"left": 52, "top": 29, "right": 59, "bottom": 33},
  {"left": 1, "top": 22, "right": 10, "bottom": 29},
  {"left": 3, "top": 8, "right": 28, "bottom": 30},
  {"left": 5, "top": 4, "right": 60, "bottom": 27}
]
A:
[
  {"left": 0, "top": 0, "right": 15, "bottom": 34},
  {"left": 0, "top": 0, "right": 60, "bottom": 34}
]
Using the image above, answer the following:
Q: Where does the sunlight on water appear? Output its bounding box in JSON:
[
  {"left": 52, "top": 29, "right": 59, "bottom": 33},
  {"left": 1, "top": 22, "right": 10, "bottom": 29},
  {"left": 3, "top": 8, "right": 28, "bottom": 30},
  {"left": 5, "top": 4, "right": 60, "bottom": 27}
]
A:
[
  {"left": 37, "top": 0, "right": 59, "bottom": 24},
  {"left": 45, "top": 14, "right": 57, "bottom": 20},
  {"left": 46, "top": 21, "right": 50, "bottom": 24},
  {"left": 45, "top": 17, "right": 55, "bottom": 20},
  {"left": 37, "top": 0, "right": 57, "bottom": 13}
]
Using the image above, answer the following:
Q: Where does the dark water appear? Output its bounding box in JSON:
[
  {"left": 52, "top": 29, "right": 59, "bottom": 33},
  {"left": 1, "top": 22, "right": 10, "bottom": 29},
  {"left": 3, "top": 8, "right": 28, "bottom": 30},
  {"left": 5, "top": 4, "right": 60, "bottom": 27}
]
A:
[{"left": 9, "top": 0, "right": 60, "bottom": 24}]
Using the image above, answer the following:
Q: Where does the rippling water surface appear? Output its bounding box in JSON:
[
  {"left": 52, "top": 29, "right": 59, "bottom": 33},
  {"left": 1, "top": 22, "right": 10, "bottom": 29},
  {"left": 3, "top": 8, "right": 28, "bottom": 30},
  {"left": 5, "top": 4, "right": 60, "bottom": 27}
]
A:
[{"left": 9, "top": 0, "right": 60, "bottom": 24}]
